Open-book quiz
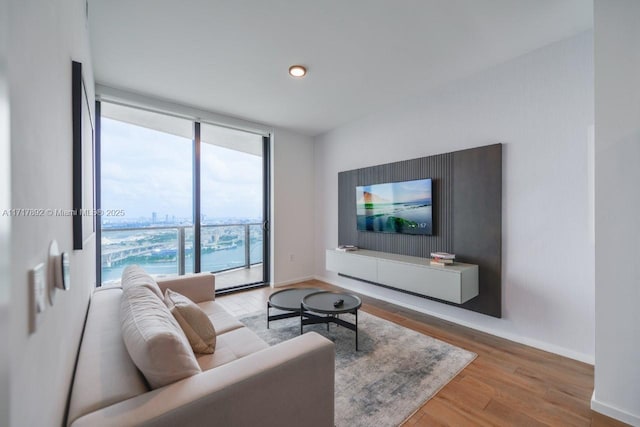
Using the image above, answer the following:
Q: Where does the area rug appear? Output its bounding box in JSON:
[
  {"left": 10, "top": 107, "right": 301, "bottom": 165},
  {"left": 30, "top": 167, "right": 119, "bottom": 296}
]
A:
[{"left": 239, "top": 310, "right": 476, "bottom": 427}]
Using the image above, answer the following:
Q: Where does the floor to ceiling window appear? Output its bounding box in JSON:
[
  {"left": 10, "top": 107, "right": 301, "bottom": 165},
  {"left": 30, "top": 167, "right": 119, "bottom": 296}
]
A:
[
  {"left": 200, "top": 124, "right": 265, "bottom": 290},
  {"left": 98, "top": 102, "right": 269, "bottom": 292}
]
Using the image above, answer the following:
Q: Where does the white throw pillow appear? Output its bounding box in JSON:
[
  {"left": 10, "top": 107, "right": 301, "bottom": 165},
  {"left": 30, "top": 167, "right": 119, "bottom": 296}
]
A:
[
  {"left": 121, "top": 265, "right": 164, "bottom": 300},
  {"left": 165, "top": 289, "right": 217, "bottom": 354},
  {"left": 120, "top": 285, "right": 201, "bottom": 389}
]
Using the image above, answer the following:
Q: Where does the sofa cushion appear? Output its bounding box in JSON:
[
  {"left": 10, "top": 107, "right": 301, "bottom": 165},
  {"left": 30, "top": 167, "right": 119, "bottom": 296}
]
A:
[
  {"left": 165, "top": 289, "right": 216, "bottom": 354},
  {"left": 121, "top": 265, "right": 163, "bottom": 300},
  {"left": 157, "top": 273, "right": 215, "bottom": 303},
  {"left": 196, "top": 327, "right": 269, "bottom": 371},
  {"left": 121, "top": 285, "right": 201, "bottom": 389},
  {"left": 67, "top": 288, "right": 149, "bottom": 426},
  {"left": 197, "top": 300, "right": 245, "bottom": 334}
]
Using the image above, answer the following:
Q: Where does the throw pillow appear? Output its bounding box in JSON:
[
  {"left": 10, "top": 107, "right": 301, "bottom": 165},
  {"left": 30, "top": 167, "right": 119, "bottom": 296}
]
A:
[
  {"left": 164, "top": 288, "right": 217, "bottom": 354},
  {"left": 120, "top": 285, "right": 201, "bottom": 389},
  {"left": 121, "top": 265, "right": 164, "bottom": 300}
]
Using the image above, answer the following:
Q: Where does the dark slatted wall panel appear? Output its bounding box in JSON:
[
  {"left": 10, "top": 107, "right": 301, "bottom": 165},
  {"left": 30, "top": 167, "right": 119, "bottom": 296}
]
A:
[
  {"left": 338, "top": 172, "right": 357, "bottom": 244},
  {"left": 338, "top": 152, "right": 454, "bottom": 258},
  {"left": 337, "top": 144, "right": 502, "bottom": 318},
  {"left": 453, "top": 144, "right": 503, "bottom": 317}
]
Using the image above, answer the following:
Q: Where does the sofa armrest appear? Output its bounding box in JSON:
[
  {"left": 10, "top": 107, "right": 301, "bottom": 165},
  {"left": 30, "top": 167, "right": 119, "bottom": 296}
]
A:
[
  {"left": 69, "top": 332, "right": 335, "bottom": 427},
  {"left": 156, "top": 273, "right": 215, "bottom": 303}
]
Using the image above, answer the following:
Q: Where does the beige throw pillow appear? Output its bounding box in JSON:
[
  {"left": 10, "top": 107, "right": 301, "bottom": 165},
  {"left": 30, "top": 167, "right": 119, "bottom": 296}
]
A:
[
  {"left": 121, "top": 265, "right": 164, "bottom": 300},
  {"left": 165, "top": 289, "right": 216, "bottom": 354},
  {"left": 120, "top": 285, "right": 201, "bottom": 389}
]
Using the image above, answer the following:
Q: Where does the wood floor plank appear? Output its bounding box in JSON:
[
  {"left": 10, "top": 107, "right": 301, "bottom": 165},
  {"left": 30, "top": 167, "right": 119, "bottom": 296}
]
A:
[
  {"left": 545, "top": 387, "right": 593, "bottom": 420},
  {"left": 592, "top": 411, "right": 631, "bottom": 427},
  {"left": 412, "top": 411, "right": 449, "bottom": 427},
  {"left": 435, "top": 379, "right": 492, "bottom": 411},
  {"left": 515, "top": 365, "right": 594, "bottom": 400},
  {"left": 483, "top": 400, "right": 550, "bottom": 427},
  {"left": 216, "top": 279, "right": 629, "bottom": 427},
  {"left": 422, "top": 397, "right": 495, "bottom": 427}
]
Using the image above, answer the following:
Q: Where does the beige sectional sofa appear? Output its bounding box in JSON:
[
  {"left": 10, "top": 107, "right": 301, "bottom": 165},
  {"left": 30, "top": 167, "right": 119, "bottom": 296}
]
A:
[{"left": 66, "top": 269, "right": 335, "bottom": 427}]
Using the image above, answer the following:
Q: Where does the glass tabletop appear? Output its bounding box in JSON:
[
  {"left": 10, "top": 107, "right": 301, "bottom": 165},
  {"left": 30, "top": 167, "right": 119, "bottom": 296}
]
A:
[
  {"left": 302, "top": 291, "right": 362, "bottom": 314},
  {"left": 268, "top": 288, "right": 322, "bottom": 311}
]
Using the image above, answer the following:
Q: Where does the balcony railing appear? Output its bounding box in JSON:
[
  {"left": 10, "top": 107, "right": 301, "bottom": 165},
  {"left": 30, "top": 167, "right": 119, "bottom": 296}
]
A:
[{"left": 101, "top": 223, "right": 263, "bottom": 284}]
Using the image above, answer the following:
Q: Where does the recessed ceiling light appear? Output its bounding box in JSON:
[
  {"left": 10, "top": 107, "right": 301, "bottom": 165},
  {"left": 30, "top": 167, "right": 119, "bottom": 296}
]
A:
[{"left": 288, "top": 65, "right": 307, "bottom": 78}]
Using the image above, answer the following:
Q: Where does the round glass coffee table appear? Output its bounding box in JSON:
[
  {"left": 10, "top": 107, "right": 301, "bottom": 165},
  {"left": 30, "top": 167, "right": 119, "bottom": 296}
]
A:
[
  {"left": 267, "top": 288, "right": 322, "bottom": 329},
  {"left": 301, "top": 291, "right": 362, "bottom": 350}
]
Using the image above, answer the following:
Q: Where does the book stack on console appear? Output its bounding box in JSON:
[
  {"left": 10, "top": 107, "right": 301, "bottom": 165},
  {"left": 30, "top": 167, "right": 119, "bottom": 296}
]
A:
[
  {"left": 430, "top": 252, "right": 455, "bottom": 266},
  {"left": 336, "top": 245, "right": 358, "bottom": 252}
]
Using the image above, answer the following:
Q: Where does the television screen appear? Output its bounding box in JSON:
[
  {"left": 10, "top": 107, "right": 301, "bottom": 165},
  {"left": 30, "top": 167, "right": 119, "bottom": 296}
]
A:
[{"left": 356, "top": 178, "right": 432, "bottom": 235}]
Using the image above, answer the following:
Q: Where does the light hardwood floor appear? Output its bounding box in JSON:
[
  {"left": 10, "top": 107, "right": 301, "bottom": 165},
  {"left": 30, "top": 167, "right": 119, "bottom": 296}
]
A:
[{"left": 215, "top": 279, "right": 628, "bottom": 427}]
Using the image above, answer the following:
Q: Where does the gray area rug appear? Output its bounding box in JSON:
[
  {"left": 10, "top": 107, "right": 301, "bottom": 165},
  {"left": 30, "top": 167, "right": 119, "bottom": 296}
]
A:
[{"left": 239, "top": 310, "right": 476, "bottom": 427}]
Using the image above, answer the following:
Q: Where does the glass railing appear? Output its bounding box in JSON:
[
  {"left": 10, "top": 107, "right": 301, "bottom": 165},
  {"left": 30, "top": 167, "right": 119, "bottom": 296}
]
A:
[{"left": 101, "top": 223, "right": 263, "bottom": 284}]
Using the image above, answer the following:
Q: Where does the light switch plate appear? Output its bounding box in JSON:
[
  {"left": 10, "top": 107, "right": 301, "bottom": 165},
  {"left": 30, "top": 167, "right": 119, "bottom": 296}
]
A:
[{"left": 29, "top": 263, "right": 46, "bottom": 334}]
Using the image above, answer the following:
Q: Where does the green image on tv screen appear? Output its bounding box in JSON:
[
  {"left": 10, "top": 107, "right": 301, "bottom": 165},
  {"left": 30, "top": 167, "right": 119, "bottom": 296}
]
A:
[{"left": 356, "top": 178, "right": 432, "bottom": 235}]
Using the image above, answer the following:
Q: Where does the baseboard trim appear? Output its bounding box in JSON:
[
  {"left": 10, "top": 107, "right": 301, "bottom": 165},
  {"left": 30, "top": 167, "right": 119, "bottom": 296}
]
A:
[
  {"left": 314, "top": 274, "right": 595, "bottom": 365},
  {"left": 591, "top": 392, "right": 640, "bottom": 426},
  {"left": 273, "top": 276, "right": 315, "bottom": 288}
]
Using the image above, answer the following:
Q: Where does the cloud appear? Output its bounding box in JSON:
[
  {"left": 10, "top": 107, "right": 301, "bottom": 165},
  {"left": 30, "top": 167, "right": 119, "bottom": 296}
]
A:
[{"left": 102, "top": 118, "right": 263, "bottom": 220}]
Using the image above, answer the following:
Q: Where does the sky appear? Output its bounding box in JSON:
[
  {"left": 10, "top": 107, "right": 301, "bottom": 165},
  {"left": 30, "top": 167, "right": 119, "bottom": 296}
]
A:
[
  {"left": 356, "top": 178, "right": 432, "bottom": 204},
  {"left": 101, "top": 118, "right": 263, "bottom": 222}
]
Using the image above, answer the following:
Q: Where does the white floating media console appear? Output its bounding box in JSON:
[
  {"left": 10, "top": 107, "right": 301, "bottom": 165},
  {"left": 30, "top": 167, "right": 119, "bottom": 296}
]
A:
[{"left": 326, "top": 249, "right": 479, "bottom": 304}]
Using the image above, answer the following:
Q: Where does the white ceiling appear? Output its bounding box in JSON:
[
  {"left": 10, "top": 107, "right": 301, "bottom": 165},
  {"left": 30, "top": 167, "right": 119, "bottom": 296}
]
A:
[{"left": 88, "top": 0, "right": 592, "bottom": 136}]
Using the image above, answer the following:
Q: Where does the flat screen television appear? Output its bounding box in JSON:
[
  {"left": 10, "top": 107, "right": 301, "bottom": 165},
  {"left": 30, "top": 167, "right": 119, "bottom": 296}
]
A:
[{"left": 356, "top": 178, "right": 432, "bottom": 235}]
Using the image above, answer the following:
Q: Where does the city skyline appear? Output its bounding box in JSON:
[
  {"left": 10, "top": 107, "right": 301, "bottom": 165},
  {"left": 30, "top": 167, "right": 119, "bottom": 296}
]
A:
[{"left": 102, "top": 211, "right": 262, "bottom": 224}]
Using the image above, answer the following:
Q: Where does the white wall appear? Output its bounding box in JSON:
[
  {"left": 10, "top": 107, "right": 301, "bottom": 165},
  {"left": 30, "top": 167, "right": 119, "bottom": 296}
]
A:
[
  {"left": 593, "top": 1, "right": 640, "bottom": 424},
  {"left": 8, "top": 1, "right": 95, "bottom": 425},
  {"left": 314, "top": 32, "right": 595, "bottom": 362},
  {"left": 272, "top": 128, "right": 315, "bottom": 286},
  {"left": 0, "top": 0, "right": 10, "bottom": 424}
]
